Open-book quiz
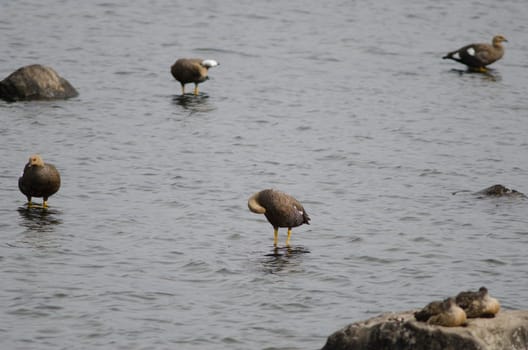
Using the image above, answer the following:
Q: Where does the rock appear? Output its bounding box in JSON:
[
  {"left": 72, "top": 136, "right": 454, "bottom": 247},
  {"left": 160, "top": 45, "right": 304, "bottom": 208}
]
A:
[
  {"left": 475, "top": 184, "right": 525, "bottom": 198},
  {"left": 321, "top": 310, "right": 528, "bottom": 350},
  {"left": 452, "top": 184, "right": 526, "bottom": 198},
  {"left": 0, "top": 64, "right": 78, "bottom": 101}
]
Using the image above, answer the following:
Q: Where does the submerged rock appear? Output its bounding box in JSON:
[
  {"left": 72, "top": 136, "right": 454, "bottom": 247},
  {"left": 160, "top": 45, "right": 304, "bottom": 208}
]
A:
[
  {"left": 0, "top": 64, "right": 78, "bottom": 101},
  {"left": 452, "top": 184, "right": 525, "bottom": 198},
  {"left": 475, "top": 184, "right": 525, "bottom": 198},
  {"left": 321, "top": 310, "right": 528, "bottom": 350}
]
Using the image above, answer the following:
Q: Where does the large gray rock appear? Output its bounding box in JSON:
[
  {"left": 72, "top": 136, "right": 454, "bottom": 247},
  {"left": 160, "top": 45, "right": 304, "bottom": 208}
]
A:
[
  {"left": 0, "top": 64, "right": 78, "bottom": 101},
  {"left": 321, "top": 310, "right": 528, "bottom": 350}
]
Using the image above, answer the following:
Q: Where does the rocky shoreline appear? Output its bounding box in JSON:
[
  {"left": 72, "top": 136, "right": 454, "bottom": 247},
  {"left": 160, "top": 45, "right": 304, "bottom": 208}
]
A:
[{"left": 321, "top": 309, "right": 528, "bottom": 350}]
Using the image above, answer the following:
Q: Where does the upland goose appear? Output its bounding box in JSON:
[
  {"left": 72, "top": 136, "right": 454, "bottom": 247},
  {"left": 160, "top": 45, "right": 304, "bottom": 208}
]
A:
[
  {"left": 171, "top": 58, "right": 219, "bottom": 95},
  {"left": 19, "top": 154, "right": 61, "bottom": 208},
  {"left": 248, "top": 189, "right": 310, "bottom": 246}
]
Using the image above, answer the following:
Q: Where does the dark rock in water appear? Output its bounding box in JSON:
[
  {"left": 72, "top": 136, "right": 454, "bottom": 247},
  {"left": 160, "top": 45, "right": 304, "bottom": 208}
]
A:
[
  {"left": 476, "top": 184, "right": 525, "bottom": 197},
  {"left": 321, "top": 310, "right": 528, "bottom": 350},
  {"left": 452, "top": 184, "right": 525, "bottom": 197},
  {"left": 0, "top": 64, "right": 78, "bottom": 101}
]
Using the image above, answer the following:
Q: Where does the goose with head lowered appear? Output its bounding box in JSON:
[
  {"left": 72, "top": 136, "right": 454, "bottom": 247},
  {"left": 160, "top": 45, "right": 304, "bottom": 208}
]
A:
[
  {"left": 248, "top": 189, "right": 310, "bottom": 247},
  {"left": 171, "top": 58, "right": 219, "bottom": 95}
]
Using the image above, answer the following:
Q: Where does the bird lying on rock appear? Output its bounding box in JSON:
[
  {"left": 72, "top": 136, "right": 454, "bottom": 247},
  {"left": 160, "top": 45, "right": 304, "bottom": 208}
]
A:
[
  {"left": 415, "top": 297, "right": 467, "bottom": 327},
  {"left": 248, "top": 189, "right": 310, "bottom": 246},
  {"left": 170, "top": 58, "right": 219, "bottom": 95},
  {"left": 18, "top": 154, "right": 61, "bottom": 208},
  {"left": 455, "top": 286, "right": 500, "bottom": 318},
  {"left": 443, "top": 35, "right": 507, "bottom": 72}
]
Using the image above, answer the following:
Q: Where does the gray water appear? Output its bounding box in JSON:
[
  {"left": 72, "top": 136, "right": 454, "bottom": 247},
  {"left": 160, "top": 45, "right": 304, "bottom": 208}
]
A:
[{"left": 1, "top": 0, "right": 527, "bottom": 349}]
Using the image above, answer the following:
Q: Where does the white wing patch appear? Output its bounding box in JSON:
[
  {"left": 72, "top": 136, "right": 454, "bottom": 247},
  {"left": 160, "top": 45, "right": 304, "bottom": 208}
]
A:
[
  {"left": 466, "top": 47, "right": 476, "bottom": 56},
  {"left": 201, "top": 59, "right": 219, "bottom": 68}
]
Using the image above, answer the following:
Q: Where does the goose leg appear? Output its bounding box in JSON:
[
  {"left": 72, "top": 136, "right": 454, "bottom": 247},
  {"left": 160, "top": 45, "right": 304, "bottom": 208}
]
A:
[
  {"left": 193, "top": 84, "right": 199, "bottom": 96},
  {"left": 181, "top": 84, "right": 185, "bottom": 95},
  {"left": 273, "top": 227, "right": 279, "bottom": 246},
  {"left": 286, "top": 228, "right": 292, "bottom": 246}
]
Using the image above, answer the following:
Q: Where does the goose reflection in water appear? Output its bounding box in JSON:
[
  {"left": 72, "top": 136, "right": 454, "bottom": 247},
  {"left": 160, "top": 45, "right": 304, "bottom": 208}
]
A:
[
  {"left": 261, "top": 246, "right": 310, "bottom": 274},
  {"left": 172, "top": 93, "right": 216, "bottom": 115},
  {"left": 448, "top": 68, "right": 502, "bottom": 82},
  {"left": 17, "top": 206, "right": 62, "bottom": 233}
]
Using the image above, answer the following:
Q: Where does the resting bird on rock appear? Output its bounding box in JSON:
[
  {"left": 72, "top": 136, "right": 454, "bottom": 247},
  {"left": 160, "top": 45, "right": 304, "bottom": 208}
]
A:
[
  {"left": 443, "top": 35, "right": 507, "bottom": 72},
  {"left": 426, "top": 298, "right": 467, "bottom": 327},
  {"left": 414, "top": 299, "right": 444, "bottom": 322},
  {"left": 455, "top": 286, "right": 500, "bottom": 318},
  {"left": 415, "top": 298, "right": 467, "bottom": 327},
  {"left": 248, "top": 189, "right": 310, "bottom": 246},
  {"left": 170, "top": 58, "right": 219, "bottom": 95},
  {"left": 18, "top": 154, "right": 61, "bottom": 208}
]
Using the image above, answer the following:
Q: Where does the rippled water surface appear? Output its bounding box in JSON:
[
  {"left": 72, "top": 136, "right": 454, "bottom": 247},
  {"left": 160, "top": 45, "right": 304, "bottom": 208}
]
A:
[{"left": 1, "top": 1, "right": 528, "bottom": 349}]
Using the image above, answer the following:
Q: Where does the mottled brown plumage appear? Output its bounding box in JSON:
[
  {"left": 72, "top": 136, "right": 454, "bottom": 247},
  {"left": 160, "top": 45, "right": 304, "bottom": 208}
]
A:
[
  {"left": 443, "top": 35, "right": 507, "bottom": 71},
  {"left": 170, "top": 58, "right": 219, "bottom": 95},
  {"left": 427, "top": 298, "right": 467, "bottom": 327},
  {"left": 414, "top": 299, "right": 444, "bottom": 322},
  {"left": 415, "top": 298, "right": 467, "bottom": 327},
  {"left": 18, "top": 154, "right": 61, "bottom": 208},
  {"left": 248, "top": 189, "right": 310, "bottom": 246},
  {"left": 456, "top": 287, "right": 500, "bottom": 318}
]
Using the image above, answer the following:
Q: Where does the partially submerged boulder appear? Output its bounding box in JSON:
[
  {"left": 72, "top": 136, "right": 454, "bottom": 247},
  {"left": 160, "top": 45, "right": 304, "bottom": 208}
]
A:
[
  {"left": 452, "top": 184, "right": 526, "bottom": 198},
  {"left": 475, "top": 184, "right": 525, "bottom": 198},
  {"left": 321, "top": 310, "right": 528, "bottom": 350},
  {"left": 0, "top": 64, "right": 78, "bottom": 101}
]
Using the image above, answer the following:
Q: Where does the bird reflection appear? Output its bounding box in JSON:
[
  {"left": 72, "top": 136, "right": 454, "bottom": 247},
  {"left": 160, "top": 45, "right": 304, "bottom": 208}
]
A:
[
  {"left": 449, "top": 68, "right": 502, "bottom": 82},
  {"left": 261, "top": 245, "right": 310, "bottom": 274},
  {"left": 171, "top": 93, "right": 216, "bottom": 114},
  {"left": 17, "top": 206, "right": 62, "bottom": 233}
]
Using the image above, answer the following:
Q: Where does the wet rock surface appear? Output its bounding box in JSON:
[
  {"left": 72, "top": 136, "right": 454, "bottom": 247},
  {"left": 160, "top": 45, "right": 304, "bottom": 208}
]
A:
[
  {"left": 321, "top": 310, "right": 528, "bottom": 350},
  {"left": 0, "top": 64, "right": 78, "bottom": 101}
]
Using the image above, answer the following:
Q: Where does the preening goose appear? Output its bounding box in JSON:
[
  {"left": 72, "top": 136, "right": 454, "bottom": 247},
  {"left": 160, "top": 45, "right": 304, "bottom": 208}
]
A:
[
  {"left": 171, "top": 58, "right": 219, "bottom": 95},
  {"left": 248, "top": 189, "right": 310, "bottom": 246}
]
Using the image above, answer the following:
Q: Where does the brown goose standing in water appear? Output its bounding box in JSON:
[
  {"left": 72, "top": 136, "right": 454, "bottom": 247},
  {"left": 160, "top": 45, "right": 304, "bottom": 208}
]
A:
[
  {"left": 455, "top": 286, "right": 500, "bottom": 318},
  {"left": 248, "top": 189, "right": 310, "bottom": 246},
  {"left": 170, "top": 58, "right": 219, "bottom": 95},
  {"left": 443, "top": 35, "right": 507, "bottom": 72},
  {"left": 18, "top": 154, "right": 61, "bottom": 208}
]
